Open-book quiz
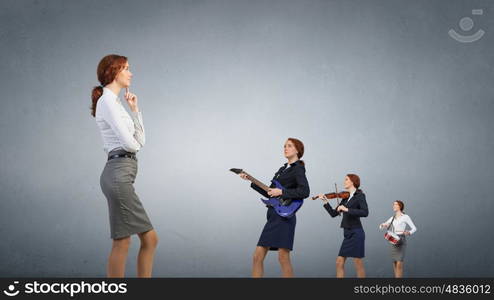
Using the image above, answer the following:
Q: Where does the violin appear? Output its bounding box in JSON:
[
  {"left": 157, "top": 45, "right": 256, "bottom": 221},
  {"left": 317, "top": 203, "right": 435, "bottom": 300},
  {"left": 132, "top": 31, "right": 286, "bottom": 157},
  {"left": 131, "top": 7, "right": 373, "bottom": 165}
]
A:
[{"left": 311, "top": 191, "right": 350, "bottom": 200}]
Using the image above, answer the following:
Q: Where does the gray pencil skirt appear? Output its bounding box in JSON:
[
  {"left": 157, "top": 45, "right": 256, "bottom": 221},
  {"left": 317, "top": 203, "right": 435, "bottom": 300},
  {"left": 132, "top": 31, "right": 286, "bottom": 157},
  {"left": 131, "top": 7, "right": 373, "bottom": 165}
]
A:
[
  {"left": 389, "top": 234, "right": 407, "bottom": 262},
  {"left": 100, "top": 149, "right": 153, "bottom": 239}
]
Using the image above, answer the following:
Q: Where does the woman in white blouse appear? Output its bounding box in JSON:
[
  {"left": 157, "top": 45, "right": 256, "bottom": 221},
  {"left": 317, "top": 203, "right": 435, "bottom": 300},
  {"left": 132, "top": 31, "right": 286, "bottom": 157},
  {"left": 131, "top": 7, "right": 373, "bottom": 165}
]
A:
[
  {"left": 379, "top": 200, "right": 416, "bottom": 278},
  {"left": 91, "top": 54, "right": 158, "bottom": 277}
]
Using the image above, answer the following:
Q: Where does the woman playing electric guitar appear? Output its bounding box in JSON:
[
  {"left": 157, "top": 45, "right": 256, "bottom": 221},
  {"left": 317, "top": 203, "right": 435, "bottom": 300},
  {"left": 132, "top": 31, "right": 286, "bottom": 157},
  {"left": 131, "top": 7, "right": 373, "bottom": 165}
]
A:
[{"left": 238, "top": 138, "right": 310, "bottom": 277}]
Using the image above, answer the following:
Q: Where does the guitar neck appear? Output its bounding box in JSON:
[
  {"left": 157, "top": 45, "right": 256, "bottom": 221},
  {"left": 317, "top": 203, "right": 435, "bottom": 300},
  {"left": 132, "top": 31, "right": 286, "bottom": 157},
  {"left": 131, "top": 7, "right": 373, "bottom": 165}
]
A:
[{"left": 243, "top": 172, "right": 270, "bottom": 192}]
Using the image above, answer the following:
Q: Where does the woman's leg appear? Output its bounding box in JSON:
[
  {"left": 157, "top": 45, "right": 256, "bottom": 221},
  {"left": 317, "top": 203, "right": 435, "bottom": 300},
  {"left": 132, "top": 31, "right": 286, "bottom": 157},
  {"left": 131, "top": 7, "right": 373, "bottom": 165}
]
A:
[
  {"left": 395, "top": 261, "right": 403, "bottom": 278},
  {"left": 336, "top": 256, "right": 346, "bottom": 278},
  {"left": 137, "top": 229, "right": 159, "bottom": 278},
  {"left": 353, "top": 258, "right": 366, "bottom": 278},
  {"left": 252, "top": 246, "right": 269, "bottom": 278},
  {"left": 393, "top": 261, "right": 398, "bottom": 278},
  {"left": 278, "top": 248, "right": 294, "bottom": 278},
  {"left": 107, "top": 236, "right": 131, "bottom": 277}
]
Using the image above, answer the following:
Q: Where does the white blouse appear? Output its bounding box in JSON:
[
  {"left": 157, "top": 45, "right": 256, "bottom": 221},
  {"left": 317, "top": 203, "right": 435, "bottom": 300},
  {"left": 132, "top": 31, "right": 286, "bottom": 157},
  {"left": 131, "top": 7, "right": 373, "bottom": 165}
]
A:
[
  {"left": 380, "top": 214, "right": 417, "bottom": 235},
  {"left": 95, "top": 87, "right": 145, "bottom": 153}
]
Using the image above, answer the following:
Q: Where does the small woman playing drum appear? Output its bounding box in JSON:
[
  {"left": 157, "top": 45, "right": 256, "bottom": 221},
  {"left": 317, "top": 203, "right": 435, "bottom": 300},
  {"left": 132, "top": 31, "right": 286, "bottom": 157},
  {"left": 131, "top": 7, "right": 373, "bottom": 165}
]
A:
[{"left": 379, "top": 200, "right": 417, "bottom": 278}]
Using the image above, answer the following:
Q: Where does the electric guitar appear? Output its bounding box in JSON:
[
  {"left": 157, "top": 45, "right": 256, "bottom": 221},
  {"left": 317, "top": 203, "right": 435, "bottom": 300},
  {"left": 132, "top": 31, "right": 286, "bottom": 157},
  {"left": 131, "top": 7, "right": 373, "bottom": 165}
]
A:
[{"left": 230, "top": 168, "right": 303, "bottom": 218}]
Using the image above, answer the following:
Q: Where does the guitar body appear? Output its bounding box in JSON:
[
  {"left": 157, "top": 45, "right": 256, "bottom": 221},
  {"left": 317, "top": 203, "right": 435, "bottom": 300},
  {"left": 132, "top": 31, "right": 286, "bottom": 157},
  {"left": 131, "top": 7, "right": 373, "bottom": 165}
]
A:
[
  {"left": 261, "top": 179, "right": 303, "bottom": 218},
  {"left": 229, "top": 168, "right": 303, "bottom": 218}
]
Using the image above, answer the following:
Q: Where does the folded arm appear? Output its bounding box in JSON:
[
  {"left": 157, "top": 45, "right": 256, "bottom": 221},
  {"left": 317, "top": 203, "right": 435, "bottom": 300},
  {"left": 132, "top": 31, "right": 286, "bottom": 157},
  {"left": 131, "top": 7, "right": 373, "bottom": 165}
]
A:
[{"left": 101, "top": 98, "right": 142, "bottom": 152}]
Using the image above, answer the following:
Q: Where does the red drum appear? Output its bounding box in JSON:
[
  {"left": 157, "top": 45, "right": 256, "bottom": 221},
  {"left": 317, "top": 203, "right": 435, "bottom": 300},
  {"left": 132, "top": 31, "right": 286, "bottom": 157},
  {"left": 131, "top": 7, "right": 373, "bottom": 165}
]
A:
[{"left": 384, "top": 231, "right": 401, "bottom": 245}]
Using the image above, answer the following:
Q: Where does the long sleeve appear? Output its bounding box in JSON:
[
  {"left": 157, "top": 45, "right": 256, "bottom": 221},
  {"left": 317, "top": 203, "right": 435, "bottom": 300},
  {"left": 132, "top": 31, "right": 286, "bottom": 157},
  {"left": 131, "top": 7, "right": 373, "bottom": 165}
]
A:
[
  {"left": 280, "top": 167, "right": 310, "bottom": 199},
  {"left": 347, "top": 194, "right": 369, "bottom": 217},
  {"left": 380, "top": 216, "right": 393, "bottom": 228},
  {"left": 405, "top": 215, "right": 417, "bottom": 235},
  {"left": 249, "top": 166, "right": 283, "bottom": 199},
  {"left": 379, "top": 216, "right": 393, "bottom": 230},
  {"left": 130, "top": 111, "right": 145, "bottom": 147},
  {"left": 250, "top": 182, "right": 269, "bottom": 198},
  {"left": 99, "top": 98, "right": 142, "bottom": 152},
  {"left": 323, "top": 202, "right": 340, "bottom": 217}
]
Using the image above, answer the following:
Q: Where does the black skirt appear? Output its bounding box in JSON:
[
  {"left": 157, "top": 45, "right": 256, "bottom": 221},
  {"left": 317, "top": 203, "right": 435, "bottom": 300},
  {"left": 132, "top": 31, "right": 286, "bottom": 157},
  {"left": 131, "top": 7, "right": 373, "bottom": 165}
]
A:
[
  {"left": 338, "top": 227, "right": 365, "bottom": 258},
  {"left": 257, "top": 206, "right": 296, "bottom": 251}
]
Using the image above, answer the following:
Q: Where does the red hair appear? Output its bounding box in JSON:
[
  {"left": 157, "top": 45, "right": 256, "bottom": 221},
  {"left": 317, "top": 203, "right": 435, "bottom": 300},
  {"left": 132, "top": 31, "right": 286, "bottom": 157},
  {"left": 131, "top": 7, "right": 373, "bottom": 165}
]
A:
[
  {"left": 90, "top": 54, "right": 128, "bottom": 117},
  {"left": 346, "top": 173, "right": 360, "bottom": 189},
  {"left": 287, "top": 137, "right": 305, "bottom": 166},
  {"left": 395, "top": 200, "right": 405, "bottom": 212}
]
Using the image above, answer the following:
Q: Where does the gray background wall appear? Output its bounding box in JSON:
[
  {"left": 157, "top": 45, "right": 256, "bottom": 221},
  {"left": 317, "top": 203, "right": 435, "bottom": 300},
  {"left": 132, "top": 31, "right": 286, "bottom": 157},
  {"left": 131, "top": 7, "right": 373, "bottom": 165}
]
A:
[{"left": 1, "top": 0, "right": 493, "bottom": 277}]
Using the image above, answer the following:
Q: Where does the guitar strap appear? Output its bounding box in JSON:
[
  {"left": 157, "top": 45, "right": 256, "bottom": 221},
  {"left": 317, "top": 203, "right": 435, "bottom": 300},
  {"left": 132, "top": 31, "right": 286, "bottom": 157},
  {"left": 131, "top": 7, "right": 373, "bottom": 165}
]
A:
[{"left": 389, "top": 215, "right": 396, "bottom": 233}]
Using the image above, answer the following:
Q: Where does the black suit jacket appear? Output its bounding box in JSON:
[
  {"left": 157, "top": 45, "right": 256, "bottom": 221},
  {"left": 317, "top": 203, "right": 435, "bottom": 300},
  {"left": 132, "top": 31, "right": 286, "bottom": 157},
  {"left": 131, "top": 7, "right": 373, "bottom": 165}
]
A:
[
  {"left": 250, "top": 160, "right": 310, "bottom": 204},
  {"left": 323, "top": 189, "right": 368, "bottom": 229}
]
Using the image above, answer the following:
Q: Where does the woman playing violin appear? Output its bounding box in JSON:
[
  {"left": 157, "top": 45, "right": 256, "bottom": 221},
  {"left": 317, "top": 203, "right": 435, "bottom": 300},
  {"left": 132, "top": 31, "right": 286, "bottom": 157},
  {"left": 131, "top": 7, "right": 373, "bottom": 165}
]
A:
[{"left": 315, "top": 174, "right": 368, "bottom": 278}]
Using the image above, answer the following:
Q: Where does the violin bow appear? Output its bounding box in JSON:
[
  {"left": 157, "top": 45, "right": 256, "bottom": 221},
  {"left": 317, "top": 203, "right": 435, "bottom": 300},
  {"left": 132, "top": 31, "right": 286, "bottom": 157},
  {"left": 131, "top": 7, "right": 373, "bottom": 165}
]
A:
[
  {"left": 334, "top": 183, "right": 342, "bottom": 217},
  {"left": 334, "top": 183, "right": 340, "bottom": 206}
]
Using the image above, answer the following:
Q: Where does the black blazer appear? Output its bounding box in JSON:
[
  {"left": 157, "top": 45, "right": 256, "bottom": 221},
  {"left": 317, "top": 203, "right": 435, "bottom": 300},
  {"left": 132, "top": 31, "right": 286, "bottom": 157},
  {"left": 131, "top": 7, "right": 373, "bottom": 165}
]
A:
[
  {"left": 250, "top": 160, "right": 310, "bottom": 204},
  {"left": 323, "top": 189, "right": 368, "bottom": 229}
]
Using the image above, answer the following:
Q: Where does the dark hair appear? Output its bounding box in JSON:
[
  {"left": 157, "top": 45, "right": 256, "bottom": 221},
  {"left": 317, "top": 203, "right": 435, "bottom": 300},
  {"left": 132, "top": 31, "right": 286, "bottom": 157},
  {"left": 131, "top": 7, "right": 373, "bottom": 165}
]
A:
[
  {"left": 90, "top": 54, "right": 128, "bottom": 117},
  {"left": 346, "top": 173, "right": 360, "bottom": 189},
  {"left": 287, "top": 137, "right": 305, "bottom": 166},
  {"left": 395, "top": 200, "right": 405, "bottom": 212}
]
